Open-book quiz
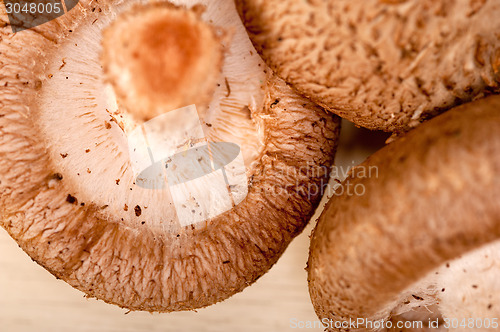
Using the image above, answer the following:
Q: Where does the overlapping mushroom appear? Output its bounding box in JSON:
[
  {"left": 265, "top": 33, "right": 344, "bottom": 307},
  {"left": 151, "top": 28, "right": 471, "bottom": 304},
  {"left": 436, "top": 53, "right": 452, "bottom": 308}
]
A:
[
  {"left": 236, "top": 0, "right": 500, "bottom": 132},
  {"left": 308, "top": 96, "right": 500, "bottom": 331},
  {"left": 235, "top": 0, "right": 500, "bottom": 330}
]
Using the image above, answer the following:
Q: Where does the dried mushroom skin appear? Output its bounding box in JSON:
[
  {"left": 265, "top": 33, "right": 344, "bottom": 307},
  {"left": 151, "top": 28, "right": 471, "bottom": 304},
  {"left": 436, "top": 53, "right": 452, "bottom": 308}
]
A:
[
  {"left": 236, "top": 0, "right": 500, "bottom": 132},
  {"left": 0, "top": 0, "right": 340, "bottom": 311},
  {"left": 307, "top": 96, "right": 500, "bottom": 331}
]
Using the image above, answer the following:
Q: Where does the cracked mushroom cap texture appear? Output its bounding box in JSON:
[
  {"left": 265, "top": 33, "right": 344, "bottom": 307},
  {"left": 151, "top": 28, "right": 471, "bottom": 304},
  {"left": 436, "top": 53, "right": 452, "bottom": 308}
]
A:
[{"left": 236, "top": 0, "right": 500, "bottom": 132}]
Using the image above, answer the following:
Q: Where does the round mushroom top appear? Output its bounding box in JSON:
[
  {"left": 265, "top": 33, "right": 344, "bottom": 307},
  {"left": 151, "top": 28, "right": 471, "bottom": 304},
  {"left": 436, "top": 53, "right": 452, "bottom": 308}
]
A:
[
  {"left": 307, "top": 95, "right": 500, "bottom": 330},
  {"left": 236, "top": 0, "right": 500, "bottom": 132}
]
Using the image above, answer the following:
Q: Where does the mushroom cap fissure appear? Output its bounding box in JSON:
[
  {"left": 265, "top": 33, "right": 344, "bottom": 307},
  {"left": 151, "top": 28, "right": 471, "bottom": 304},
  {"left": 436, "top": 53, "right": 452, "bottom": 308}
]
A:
[
  {"left": 0, "top": 0, "right": 340, "bottom": 311},
  {"left": 236, "top": 0, "right": 500, "bottom": 132},
  {"left": 307, "top": 96, "right": 500, "bottom": 331}
]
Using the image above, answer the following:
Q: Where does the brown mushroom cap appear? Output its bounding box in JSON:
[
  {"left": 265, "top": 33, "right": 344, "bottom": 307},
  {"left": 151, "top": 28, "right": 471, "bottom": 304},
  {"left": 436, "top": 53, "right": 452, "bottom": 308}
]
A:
[
  {"left": 236, "top": 0, "right": 500, "bottom": 132},
  {"left": 0, "top": 0, "right": 340, "bottom": 311},
  {"left": 307, "top": 95, "right": 500, "bottom": 330}
]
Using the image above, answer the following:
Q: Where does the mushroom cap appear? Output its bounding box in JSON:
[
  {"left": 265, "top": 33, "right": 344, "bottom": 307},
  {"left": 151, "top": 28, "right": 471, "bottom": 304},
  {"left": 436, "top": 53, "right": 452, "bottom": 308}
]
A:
[
  {"left": 236, "top": 0, "right": 500, "bottom": 132},
  {"left": 307, "top": 95, "right": 500, "bottom": 330},
  {"left": 0, "top": 0, "right": 340, "bottom": 311}
]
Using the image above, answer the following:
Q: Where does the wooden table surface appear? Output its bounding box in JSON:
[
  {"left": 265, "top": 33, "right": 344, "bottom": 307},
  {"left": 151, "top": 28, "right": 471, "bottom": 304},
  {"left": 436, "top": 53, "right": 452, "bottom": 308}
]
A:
[{"left": 0, "top": 120, "right": 389, "bottom": 332}]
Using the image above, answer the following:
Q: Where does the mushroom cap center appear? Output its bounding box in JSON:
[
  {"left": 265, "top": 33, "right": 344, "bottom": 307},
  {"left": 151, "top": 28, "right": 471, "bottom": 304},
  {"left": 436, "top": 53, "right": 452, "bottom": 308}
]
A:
[{"left": 102, "top": 4, "right": 223, "bottom": 122}]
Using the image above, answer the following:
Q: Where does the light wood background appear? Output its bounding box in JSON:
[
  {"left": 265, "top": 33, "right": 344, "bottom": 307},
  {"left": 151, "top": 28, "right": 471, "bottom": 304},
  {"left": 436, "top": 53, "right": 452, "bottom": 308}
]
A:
[{"left": 0, "top": 120, "right": 389, "bottom": 332}]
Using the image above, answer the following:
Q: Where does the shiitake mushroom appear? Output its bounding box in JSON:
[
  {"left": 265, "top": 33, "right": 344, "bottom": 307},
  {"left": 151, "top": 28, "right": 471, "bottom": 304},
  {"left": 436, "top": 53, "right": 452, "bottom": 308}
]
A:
[
  {"left": 308, "top": 96, "right": 500, "bottom": 331},
  {"left": 0, "top": 0, "right": 340, "bottom": 311}
]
